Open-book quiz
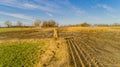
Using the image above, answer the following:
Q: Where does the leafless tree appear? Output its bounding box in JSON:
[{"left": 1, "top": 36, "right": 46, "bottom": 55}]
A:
[
  {"left": 34, "top": 19, "right": 41, "bottom": 27},
  {"left": 16, "top": 21, "right": 23, "bottom": 27},
  {"left": 4, "top": 20, "right": 12, "bottom": 27}
]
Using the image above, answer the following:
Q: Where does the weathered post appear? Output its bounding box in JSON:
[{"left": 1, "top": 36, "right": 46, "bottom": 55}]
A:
[{"left": 53, "top": 28, "right": 58, "bottom": 39}]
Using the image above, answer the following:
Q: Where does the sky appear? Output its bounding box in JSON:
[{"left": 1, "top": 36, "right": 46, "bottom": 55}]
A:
[{"left": 0, "top": 0, "right": 120, "bottom": 26}]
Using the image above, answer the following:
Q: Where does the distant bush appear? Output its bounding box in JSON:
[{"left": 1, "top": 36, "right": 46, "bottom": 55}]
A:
[
  {"left": 41, "top": 20, "right": 58, "bottom": 28},
  {"left": 80, "top": 22, "right": 90, "bottom": 27}
]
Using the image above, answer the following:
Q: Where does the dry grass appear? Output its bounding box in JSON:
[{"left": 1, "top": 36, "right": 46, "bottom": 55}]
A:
[
  {"left": 37, "top": 38, "right": 68, "bottom": 67},
  {"left": 60, "top": 27, "right": 120, "bottom": 33},
  {"left": 0, "top": 27, "right": 119, "bottom": 67},
  {"left": 0, "top": 28, "right": 37, "bottom": 33}
]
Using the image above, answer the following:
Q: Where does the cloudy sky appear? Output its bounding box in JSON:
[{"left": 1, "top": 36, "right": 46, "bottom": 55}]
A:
[{"left": 0, "top": 0, "right": 120, "bottom": 26}]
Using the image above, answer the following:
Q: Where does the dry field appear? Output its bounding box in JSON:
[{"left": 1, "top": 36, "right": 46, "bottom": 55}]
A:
[
  {"left": 0, "top": 27, "right": 120, "bottom": 67},
  {"left": 64, "top": 27, "right": 120, "bottom": 67},
  {"left": 0, "top": 28, "right": 68, "bottom": 67}
]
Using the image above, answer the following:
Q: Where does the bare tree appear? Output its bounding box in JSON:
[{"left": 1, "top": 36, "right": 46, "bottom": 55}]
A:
[
  {"left": 34, "top": 19, "right": 41, "bottom": 27},
  {"left": 16, "top": 21, "right": 23, "bottom": 27},
  {"left": 4, "top": 20, "right": 12, "bottom": 27},
  {"left": 48, "top": 20, "right": 58, "bottom": 27},
  {"left": 41, "top": 20, "right": 48, "bottom": 27}
]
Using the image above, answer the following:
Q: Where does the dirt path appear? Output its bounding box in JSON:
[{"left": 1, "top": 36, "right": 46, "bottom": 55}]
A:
[{"left": 37, "top": 38, "right": 69, "bottom": 67}]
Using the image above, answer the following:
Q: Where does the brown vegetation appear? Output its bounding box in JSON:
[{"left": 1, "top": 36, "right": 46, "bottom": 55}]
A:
[{"left": 0, "top": 26, "right": 120, "bottom": 67}]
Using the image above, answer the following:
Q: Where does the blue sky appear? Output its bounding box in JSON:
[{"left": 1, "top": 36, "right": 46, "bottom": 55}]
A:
[{"left": 0, "top": 0, "right": 120, "bottom": 26}]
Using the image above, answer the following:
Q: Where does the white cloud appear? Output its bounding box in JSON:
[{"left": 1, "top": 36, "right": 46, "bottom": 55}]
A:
[
  {"left": 72, "top": 7, "right": 85, "bottom": 16},
  {"left": 97, "top": 4, "right": 114, "bottom": 12},
  {"left": 0, "top": 0, "right": 16, "bottom": 3},
  {"left": 106, "top": 13, "right": 115, "bottom": 18},
  {"left": 23, "top": 3, "right": 38, "bottom": 9},
  {"left": 0, "top": 0, "right": 61, "bottom": 13},
  {"left": 0, "top": 12, "right": 33, "bottom": 20},
  {"left": 0, "top": 0, "right": 86, "bottom": 18},
  {"left": 0, "top": 0, "right": 85, "bottom": 15},
  {"left": 56, "top": 0, "right": 86, "bottom": 15},
  {"left": 46, "top": 12, "right": 53, "bottom": 17},
  {"left": 35, "top": 0, "right": 60, "bottom": 9}
]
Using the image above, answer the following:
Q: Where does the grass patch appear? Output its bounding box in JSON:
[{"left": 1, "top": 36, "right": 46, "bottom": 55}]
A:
[
  {"left": 0, "top": 41, "right": 46, "bottom": 67},
  {"left": 0, "top": 28, "right": 37, "bottom": 33}
]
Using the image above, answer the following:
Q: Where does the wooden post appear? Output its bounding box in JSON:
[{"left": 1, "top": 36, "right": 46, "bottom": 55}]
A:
[{"left": 53, "top": 28, "right": 58, "bottom": 39}]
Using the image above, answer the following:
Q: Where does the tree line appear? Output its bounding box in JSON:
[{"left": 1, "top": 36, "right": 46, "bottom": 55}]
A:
[
  {"left": 61, "top": 22, "right": 120, "bottom": 27},
  {"left": 2, "top": 19, "right": 58, "bottom": 28},
  {"left": 1, "top": 20, "right": 120, "bottom": 28}
]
